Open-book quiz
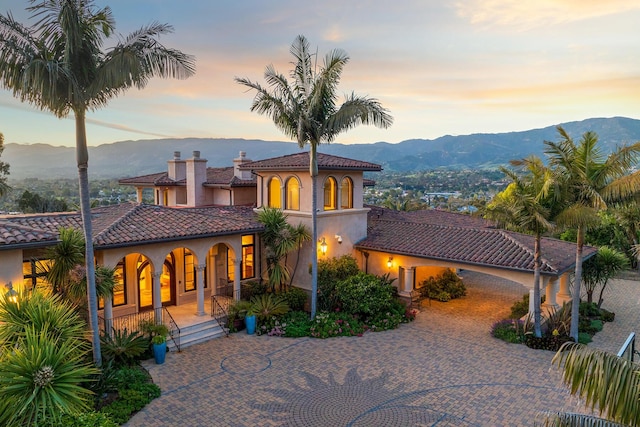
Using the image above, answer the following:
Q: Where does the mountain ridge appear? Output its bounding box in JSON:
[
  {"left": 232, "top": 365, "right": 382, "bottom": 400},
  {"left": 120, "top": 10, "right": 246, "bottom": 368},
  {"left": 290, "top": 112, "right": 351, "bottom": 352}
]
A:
[{"left": 4, "top": 116, "right": 640, "bottom": 180}]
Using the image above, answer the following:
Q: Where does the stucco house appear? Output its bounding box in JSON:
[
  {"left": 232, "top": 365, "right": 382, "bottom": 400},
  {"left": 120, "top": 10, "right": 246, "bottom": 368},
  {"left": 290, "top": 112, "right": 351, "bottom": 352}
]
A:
[{"left": 0, "top": 150, "right": 593, "bottom": 348}]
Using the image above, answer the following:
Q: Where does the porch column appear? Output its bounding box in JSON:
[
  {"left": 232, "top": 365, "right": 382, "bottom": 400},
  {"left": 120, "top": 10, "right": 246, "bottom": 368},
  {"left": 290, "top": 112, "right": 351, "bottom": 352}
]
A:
[
  {"left": 556, "top": 273, "right": 572, "bottom": 306},
  {"left": 542, "top": 277, "right": 559, "bottom": 311},
  {"left": 104, "top": 297, "right": 114, "bottom": 337},
  {"left": 399, "top": 266, "right": 414, "bottom": 297},
  {"left": 233, "top": 258, "right": 241, "bottom": 301},
  {"left": 136, "top": 187, "right": 143, "bottom": 203},
  {"left": 196, "top": 264, "right": 206, "bottom": 316},
  {"left": 152, "top": 271, "right": 163, "bottom": 324}
]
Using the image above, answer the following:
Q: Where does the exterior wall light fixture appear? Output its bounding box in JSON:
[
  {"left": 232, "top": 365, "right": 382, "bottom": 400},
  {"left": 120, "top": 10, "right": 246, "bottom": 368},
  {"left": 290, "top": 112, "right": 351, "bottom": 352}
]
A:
[
  {"left": 387, "top": 257, "right": 393, "bottom": 268},
  {"left": 319, "top": 237, "right": 328, "bottom": 255},
  {"left": 335, "top": 234, "right": 343, "bottom": 244},
  {"left": 4, "top": 282, "right": 17, "bottom": 303}
]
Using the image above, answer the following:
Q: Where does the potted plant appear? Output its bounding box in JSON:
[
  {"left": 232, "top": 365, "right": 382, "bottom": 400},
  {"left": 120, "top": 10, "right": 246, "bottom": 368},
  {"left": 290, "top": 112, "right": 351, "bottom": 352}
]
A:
[
  {"left": 150, "top": 323, "right": 170, "bottom": 364},
  {"left": 245, "top": 307, "right": 257, "bottom": 335},
  {"left": 227, "top": 300, "right": 253, "bottom": 332}
]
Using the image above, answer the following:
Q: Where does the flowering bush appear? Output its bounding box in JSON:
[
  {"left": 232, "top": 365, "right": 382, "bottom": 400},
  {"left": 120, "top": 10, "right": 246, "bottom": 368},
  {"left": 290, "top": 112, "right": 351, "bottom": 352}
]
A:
[{"left": 309, "top": 312, "right": 365, "bottom": 339}]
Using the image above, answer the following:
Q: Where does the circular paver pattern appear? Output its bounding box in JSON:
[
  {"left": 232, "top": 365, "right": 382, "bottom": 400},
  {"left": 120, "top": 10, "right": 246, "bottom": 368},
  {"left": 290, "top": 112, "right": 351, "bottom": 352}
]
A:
[{"left": 221, "top": 352, "right": 271, "bottom": 374}]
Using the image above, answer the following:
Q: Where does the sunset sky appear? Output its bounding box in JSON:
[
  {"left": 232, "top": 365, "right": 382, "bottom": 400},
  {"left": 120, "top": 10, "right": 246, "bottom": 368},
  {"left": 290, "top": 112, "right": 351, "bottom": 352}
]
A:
[{"left": 1, "top": 0, "right": 639, "bottom": 147}]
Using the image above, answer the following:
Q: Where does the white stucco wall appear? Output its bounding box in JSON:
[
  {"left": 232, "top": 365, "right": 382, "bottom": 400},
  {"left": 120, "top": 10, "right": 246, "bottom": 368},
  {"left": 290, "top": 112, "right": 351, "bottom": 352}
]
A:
[{"left": 0, "top": 249, "right": 25, "bottom": 291}]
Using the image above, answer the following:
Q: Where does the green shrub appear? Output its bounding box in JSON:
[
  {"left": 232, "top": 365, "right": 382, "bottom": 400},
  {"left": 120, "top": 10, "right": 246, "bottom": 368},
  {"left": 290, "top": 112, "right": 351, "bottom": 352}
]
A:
[
  {"left": 491, "top": 319, "right": 526, "bottom": 343},
  {"left": 590, "top": 319, "right": 603, "bottom": 332},
  {"left": 578, "top": 332, "right": 593, "bottom": 344},
  {"left": 309, "top": 311, "right": 365, "bottom": 338},
  {"left": 282, "top": 311, "right": 312, "bottom": 338},
  {"left": 281, "top": 287, "right": 308, "bottom": 312},
  {"left": 99, "top": 368, "right": 160, "bottom": 424},
  {"left": 317, "top": 255, "right": 360, "bottom": 312},
  {"left": 509, "top": 293, "right": 545, "bottom": 319},
  {"left": 419, "top": 269, "right": 466, "bottom": 302},
  {"left": 335, "top": 271, "right": 395, "bottom": 316},
  {"left": 241, "top": 281, "right": 268, "bottom": 300},
  {"left": 100, "top": 328, "right": 149, "bottom": 367},
  {"left": 579, "top": 301, "right": 601, "bottom": 318},
  {"left": 600, "top": 308, "right": 615, "bottom": 322},
  {"left": 41, "top": 412, "right": 118, "bottom": 427}
]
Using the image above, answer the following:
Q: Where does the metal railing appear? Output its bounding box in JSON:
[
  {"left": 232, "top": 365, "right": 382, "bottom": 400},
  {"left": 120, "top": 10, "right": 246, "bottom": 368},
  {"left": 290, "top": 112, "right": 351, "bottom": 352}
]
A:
[
  {"left": 617, "top": 332, "right": 638, "bottom": 362},
  {"left": 210, "top": 294, "right": 230, "bottom": 337},
  {"left": 161, "top": 307, "right": 181, "bottom": 352},
  {"left": 100, "top": 308, "right": 181, "bottom": 352}
]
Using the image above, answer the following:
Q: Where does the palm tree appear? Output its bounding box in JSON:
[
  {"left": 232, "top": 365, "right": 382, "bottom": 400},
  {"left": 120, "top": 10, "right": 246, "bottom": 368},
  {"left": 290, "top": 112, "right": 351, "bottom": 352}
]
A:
[
  {"left": 545, "top": 127, "right": 640, "bottom": 342},
  {"left": 287, "top": 222, "right": 311, "bottom": 288},
  {"left": 486, "top": 156, "right": 557, "bottom": 337},
  {"left": 582, "top": 246, "right": 629, "bottom": 308},
  {"left": 236, "top": 35, "right": 392, "bottom": 317},
  {"left": 0, "top": 0, "right": 195, "bottom": 365},
  {"left": 541, "top": 342, "right": 640, "bottom": 426}
]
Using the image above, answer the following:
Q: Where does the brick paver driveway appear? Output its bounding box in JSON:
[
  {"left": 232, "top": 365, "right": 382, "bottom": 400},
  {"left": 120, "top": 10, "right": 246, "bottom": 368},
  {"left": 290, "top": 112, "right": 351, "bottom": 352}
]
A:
[{"left": 126, "top": 271, "right": 640, "bottom": 426}]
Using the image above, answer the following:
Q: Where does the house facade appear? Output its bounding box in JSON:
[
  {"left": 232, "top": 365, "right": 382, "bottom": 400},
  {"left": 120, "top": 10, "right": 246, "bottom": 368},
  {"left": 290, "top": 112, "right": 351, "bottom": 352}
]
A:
[{"left": 0, "top": 149, "right": 594, "bottom": 340}]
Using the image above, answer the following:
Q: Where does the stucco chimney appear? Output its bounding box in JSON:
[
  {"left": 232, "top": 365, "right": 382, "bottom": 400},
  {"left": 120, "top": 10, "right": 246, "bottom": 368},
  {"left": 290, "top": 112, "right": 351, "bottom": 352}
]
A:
[
  {"left": 167, "top": 151, "right": 185, "bottom": 181},
  {"left": 186, "top": 151, "right": 207, "bottom": 206},
  {"left": 233, "top": 151, "right": 252, "bottom": 179}
]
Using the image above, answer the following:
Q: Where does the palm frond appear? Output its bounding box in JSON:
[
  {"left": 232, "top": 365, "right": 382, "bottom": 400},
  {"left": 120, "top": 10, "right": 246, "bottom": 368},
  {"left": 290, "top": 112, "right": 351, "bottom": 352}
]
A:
[{"left": 552, "top": 343, "right": 640, "bottom": 426}]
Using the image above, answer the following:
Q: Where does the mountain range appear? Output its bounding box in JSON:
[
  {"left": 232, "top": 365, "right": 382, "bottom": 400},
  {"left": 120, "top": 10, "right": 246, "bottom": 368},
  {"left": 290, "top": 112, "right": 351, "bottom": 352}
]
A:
[{"left": 4, "top": 116, "right": 640, "bottom": 180}]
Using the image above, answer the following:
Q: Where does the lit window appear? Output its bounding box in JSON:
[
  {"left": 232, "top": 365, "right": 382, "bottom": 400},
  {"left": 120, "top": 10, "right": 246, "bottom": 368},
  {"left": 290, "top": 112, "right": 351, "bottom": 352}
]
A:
[
  {"left": 285, "top": 177, "right": 300, "bottom": 210},
  {"left": 241, "top": 235, "right": 255, "bottom": 279},
  {"left": 341, "top": 177, "right": 353, "bottom": 209},
  {"left": 112, "top": 261, "right": 126, "bottom": 306},
  {"left": 323, "top": 177, "right": 337, "bottom": 210},
  {"left": 184, "top": 249, "right": 196, "bottom": 292},
  {"left": 22, "top": 259, "right": 52, "bottom": 291},
  {"left": 268, "top": 177, "right": 282, "bottom": 208}
]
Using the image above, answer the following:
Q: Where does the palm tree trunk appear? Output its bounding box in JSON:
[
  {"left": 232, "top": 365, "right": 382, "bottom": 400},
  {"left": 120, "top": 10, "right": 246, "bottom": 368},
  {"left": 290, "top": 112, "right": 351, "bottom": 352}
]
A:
[
  {"left": 570, "top": 226, "right": 584, "bottom": 342},
  {"left": 533, "top": 234, "right": 542, "bottom": 338},
  {"left": 75, "top": 109, "right": 102, "bottom": 366},
  {"left": 310, "top": 143, "right": 318, "bottom": 319}
]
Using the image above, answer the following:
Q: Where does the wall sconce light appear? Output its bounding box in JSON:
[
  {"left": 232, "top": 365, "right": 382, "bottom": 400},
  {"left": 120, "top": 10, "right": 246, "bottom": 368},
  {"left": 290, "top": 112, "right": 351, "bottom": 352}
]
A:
[
  {"left": 319, "top": 237, "right": 328, "bottom": 255},
  {"left": 387, "top": 257, "right": 393, "bottom": 269},
  {"left": 335, "top": 234, "right": 343, "bottom": 244},
  {"left": 4, "top": 282, "right": 17, "bottom": 303}
]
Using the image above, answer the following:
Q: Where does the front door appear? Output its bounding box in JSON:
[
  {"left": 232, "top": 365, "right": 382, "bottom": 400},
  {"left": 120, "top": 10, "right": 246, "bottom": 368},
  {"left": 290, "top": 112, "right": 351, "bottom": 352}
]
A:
[{"left": 138, "top": 257, "right": 176, "bottom": 311}]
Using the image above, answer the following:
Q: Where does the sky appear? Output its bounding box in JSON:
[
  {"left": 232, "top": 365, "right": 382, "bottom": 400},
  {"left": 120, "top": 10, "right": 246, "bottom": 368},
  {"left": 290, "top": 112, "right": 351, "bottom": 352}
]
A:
[{"left": 1, "top": 0, "right": 640, "bottom": 147}]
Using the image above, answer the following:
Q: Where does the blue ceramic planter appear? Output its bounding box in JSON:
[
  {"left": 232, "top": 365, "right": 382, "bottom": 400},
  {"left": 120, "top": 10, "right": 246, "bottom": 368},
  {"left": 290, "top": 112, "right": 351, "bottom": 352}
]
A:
[
  {"left": 245, "top": 314, "right": 257, "bottom": 335},
  {"left": 153, "top": 342, "right": 167, "bottom": 364}
]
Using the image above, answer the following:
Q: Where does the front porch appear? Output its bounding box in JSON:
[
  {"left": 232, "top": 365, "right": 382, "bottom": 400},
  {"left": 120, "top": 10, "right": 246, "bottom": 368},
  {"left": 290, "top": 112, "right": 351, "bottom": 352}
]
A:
[{"left": 103, "top": 296, "right": 234, "bottom": 352}]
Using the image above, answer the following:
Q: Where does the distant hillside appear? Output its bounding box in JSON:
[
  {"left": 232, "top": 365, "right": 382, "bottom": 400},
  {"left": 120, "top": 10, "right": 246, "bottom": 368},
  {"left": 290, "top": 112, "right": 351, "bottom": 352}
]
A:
[{"left": 4, "top": 116, "right": 640, "bottom": 180}]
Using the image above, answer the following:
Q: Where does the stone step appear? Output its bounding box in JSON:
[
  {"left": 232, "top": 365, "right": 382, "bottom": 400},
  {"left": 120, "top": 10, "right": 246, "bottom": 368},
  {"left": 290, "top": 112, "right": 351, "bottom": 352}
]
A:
[{"left": 167, "top": 318, "right": 228, "bottom": 351}]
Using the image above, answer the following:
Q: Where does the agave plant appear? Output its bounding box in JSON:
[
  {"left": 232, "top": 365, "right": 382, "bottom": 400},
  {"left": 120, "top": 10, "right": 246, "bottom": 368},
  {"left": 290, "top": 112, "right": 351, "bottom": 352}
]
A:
[
  {"left": 0, "top": 289, "right": 87, "bottom": 353},
  {"left": 100, "top": 328, "right": 149, "bottom": 367},
  {"left": 0, "top": 325, "right": 98, "bottom": 426},
  {"left": 250, "top": 294, "right": 289, "bottom": 322}
]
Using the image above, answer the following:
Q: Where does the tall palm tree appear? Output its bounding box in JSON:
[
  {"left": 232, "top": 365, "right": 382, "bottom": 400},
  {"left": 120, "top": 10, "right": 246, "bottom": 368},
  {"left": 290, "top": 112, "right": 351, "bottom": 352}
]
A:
[
  {"left": 541, "top": 342, "right": 640, "bottom": 427},
  {"left": 236, "top": 35, "right": 392, "bottom": 317},
  {"left": 0, "top": 0, "right": 195, "bottom": 365},
  {"left": 582, "top": 246, "right": 629, "bottom": 308},
  {"left": 545, "top": 127, "right": 640, "bottom": 342},
  {"left": 486, "top": 156, "right": 558, "bottom": 337}
]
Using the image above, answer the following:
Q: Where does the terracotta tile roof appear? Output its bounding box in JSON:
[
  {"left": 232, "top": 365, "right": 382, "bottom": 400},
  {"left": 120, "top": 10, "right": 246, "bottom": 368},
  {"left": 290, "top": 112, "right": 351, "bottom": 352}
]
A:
[
  {"left": 357, "top": 208, "right": 596, "bottom": 275},
  {"left": 0, "top": 204, "right": 263, "bottom": 250},
  {"left": 119, "top": 168, "right": 256, "bottom": 188},
  {"left": 204, "top": 167, "right": 256, "bottom": 187},
  {"left": 239, "top": 152, "right": 382, "bottom": 171},
  {"left": 0, "top": 220, "right": 59, "bottom": 249},
  {"left": 366, "top": 205, "right": 496, "bottom": 229},
  {"left": 119, "top": 172, "right": 182, "bottom": 186}
]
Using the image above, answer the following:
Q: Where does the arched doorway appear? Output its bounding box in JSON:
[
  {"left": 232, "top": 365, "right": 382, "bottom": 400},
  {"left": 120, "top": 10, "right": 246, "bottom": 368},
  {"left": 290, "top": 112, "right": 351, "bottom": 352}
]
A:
[{"left": 137, "top": 254, "right": 176, "bottom": 311}]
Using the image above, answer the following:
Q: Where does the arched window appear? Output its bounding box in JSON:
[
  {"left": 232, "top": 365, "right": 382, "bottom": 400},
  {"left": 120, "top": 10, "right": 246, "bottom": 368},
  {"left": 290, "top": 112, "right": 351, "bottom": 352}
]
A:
[
  {"left": 285, "top": 177, "right": 300, "bottom": 210},
  {"left": 268, "top": 177, "right": 282, "bottom": 208},
  {"left": 323, "top": 177, "right": 337, "bottom": 210},
  {"left": 341, "top": 177, "right": 353, "bottom": 209}
]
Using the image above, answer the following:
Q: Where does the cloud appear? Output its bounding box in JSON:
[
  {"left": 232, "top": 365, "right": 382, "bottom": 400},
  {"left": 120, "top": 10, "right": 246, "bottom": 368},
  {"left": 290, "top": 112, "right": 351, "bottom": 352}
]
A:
[{"left": 455, "top": 0, "right": 640, "bottom": 29}]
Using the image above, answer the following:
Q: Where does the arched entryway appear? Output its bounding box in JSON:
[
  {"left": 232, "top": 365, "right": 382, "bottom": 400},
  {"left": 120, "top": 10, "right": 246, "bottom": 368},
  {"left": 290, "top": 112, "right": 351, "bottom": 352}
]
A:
[{"left": 136, "top": 254, "right": 176, "bottom": 311}]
